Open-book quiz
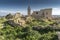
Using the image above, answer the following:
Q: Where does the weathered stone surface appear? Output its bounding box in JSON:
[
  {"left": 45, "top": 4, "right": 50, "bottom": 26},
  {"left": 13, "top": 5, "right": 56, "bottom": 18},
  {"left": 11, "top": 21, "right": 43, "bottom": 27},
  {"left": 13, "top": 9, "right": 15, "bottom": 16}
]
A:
[{"left": 32, "top": 8, "right": 52, "bottom": 19}]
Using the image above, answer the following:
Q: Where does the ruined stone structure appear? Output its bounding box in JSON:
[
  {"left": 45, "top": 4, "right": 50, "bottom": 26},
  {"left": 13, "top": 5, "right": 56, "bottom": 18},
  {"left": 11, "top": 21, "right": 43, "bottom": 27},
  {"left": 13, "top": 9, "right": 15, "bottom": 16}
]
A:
[
  {"left": 7, "top": 0, "right": 53, "bottom": 26},
  {"left": 14, "top": 13, "right": 21, "bottom": 18},
  {"left": 27, "top": 0, "right": 31, "bottom": 16},
  {"left": 13, "top": 13, "right": 25, "bottom": 26},
  {"left": 27, "top": 0, "right": 52, "bottom": 19},
  {"left": 32, "top": 8, "right": 52, "bottom": 19},
  {"left": 8, "top": 12, "right": 26, "bottom": 27},
  {"left": 8, "top": 8, "right": 52, "bottom": 26}
]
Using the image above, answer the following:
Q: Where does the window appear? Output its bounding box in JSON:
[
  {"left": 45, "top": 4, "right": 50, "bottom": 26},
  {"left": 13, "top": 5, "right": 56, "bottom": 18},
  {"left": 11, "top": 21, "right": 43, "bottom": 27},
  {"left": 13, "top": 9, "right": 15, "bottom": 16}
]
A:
[
  {"left": 46, "top": 17, "right": 48, "bottom": 19},
  {"left": 36, "top": 12, "right": 38, "bottom": 14},
  {"left": 42, "top": 12, "right": 44, "bottom": 15},
  {"left": 46, "top": 12, "right": 48, "bottom": 19},
  {"left": 46, "top": 12, "right": 48, "bottom": 15}
]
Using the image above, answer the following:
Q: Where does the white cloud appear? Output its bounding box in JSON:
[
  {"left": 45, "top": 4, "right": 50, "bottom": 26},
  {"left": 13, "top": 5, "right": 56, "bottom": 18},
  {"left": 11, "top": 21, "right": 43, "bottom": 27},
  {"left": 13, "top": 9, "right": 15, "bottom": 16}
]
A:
[
  {"left": 0, "top": 10, "right": 21, "bottom": 16},
  {"left": 52, "top": 8, "right": 60, "bottom": 15},
  {"left": 0, "top": 10, "right": 27, "bottom": 16},
  {"left": 0, "top": 10, "right": 21, "bottom": 13}
]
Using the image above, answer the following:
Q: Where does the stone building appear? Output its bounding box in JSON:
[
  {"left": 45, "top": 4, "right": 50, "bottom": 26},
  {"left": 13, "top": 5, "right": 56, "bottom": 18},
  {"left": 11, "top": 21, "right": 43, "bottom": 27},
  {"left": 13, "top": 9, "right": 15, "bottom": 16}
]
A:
[{"left": 32, "top": 8, "right": 52, "bottom": 19}]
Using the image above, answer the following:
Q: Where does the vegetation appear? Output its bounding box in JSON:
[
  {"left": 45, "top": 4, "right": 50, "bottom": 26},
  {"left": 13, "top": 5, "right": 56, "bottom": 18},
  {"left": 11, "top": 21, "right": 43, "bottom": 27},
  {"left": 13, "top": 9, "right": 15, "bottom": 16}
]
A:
[{"left": 0, "top": 17, "right": 59, "bottom": 40}]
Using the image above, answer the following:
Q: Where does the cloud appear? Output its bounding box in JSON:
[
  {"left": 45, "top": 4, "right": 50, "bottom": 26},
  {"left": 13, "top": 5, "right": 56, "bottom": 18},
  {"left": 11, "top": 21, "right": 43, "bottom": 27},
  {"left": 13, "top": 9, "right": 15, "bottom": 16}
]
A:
[
  {"left": 0, "top": 10, "right": 21, "bottom": 16},
  {"left": 0, "top": 10, "right": 28, "bottom": 16},
  {"left": 0, "top": 10, "right": 21, "bottom": 13},
  {"left": 52, "top": 8, "right": 60, "bottom": 15}
]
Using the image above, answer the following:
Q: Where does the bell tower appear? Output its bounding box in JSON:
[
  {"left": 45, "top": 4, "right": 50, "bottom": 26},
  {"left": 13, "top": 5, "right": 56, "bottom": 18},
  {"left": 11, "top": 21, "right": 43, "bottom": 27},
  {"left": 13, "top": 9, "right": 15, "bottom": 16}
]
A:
[{"left": 28, "top": 0, "right": 31, "bottom": 16}]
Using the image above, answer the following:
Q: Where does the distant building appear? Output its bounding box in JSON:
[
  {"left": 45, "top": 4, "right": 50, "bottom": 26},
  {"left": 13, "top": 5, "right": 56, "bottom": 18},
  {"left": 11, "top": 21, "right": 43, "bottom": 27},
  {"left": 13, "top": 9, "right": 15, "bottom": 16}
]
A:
[{"left": 32, "top": 8, "right": 52, "bottom": 19}]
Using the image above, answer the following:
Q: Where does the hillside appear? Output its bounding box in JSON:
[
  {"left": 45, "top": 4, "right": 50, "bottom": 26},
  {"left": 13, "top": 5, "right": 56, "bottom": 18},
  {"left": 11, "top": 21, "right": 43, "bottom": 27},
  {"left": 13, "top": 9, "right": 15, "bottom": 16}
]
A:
[{"left": 0, "top": 17, "right": 60, "bottom": 40}]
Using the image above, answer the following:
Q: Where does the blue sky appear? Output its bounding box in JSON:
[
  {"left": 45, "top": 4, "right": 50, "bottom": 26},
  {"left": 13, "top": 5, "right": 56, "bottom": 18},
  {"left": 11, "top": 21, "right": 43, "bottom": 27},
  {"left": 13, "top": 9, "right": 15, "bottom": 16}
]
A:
[{"left": 0, "top": 0, "right": 60, "bottom": 16}]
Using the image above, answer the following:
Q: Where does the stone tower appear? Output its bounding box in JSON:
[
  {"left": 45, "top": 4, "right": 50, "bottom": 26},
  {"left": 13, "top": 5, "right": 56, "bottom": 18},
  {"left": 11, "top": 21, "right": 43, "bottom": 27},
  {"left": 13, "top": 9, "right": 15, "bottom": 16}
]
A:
[{"left": 28, "top": 0, "right": 31, "bottom": 16}]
